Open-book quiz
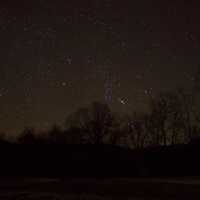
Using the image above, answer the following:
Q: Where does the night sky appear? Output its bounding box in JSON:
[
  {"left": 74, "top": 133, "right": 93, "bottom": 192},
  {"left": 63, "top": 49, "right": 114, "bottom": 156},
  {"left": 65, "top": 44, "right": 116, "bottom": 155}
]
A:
[{"left": 0, "top": 0, "right": 200, "bottom": 134}]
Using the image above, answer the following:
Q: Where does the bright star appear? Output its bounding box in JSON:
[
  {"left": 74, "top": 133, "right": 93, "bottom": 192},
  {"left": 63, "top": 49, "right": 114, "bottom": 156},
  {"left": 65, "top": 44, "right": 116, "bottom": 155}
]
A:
[{"left": 118, "top": 98, "right": 126, "bottom": 105}]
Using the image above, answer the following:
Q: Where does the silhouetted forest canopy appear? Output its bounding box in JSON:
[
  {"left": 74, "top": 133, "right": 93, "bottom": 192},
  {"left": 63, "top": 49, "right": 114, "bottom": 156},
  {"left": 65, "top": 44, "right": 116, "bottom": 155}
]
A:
[
  {"left": 0, "top": 69, "right": 200, "bottom": 179},
  {"left": 2, "top": 67, "right": 200, "bottom": 148}
]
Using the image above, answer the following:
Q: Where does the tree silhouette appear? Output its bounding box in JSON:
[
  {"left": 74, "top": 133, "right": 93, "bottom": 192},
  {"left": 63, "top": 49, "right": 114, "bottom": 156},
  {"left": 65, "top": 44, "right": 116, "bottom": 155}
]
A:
[
  {"left": 146, "top": 88, "right": 199, "bottom": 145},
  {"left": 66, "top": 102, "right": 114, "bottom": 145},
  {"left": 166, "top": 92, "right": 185, "bottom": 144},
  {"left": 107, "top": 113, "right": 126, "bottom": 146},
  {"left": 147, "top": 94, "right": 169, "bottom": 146},
  {"left": 18, "top": 127, "right": 37, "bottom": 144},
  {"left": 2, "top": 82, "right": 199, "bottom": 148},
  {"left": 48, "top": 124, "right": 65, "bottom": 144},
  {"left": 123, "top": 112, "right": 147, "bottom": 148},
  {"left": 178, "top": 89, "right": 194, "bottom": 142}
]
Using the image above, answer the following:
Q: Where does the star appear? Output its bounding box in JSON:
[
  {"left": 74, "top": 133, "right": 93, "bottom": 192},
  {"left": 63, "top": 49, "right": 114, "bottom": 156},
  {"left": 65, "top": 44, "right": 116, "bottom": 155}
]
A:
[
  {"left": 118, "top": 98, "right": 126, "bottom": 105},
  {"left": 62, "top": 82, "right": 67, "bottom": 87}
]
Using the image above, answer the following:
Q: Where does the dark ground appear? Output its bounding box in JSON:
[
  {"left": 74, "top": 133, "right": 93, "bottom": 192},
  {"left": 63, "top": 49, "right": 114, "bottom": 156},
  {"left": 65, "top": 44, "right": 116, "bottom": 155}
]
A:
[
  {"left": 0, "top": 144, "right": 200, "bottom": 199},
  {"left": 0, "top": 178, "right": 200, "bottom": 199}
]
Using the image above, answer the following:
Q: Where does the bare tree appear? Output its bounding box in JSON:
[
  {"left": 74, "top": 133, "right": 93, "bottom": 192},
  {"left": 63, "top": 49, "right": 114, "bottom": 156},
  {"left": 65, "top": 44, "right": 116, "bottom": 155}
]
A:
[
  {"left": 116, "top": 112, "right": 148, "bottom": 149},
  {"left": 66, "top": 102, "right": 114, "bottom": 144},
  {"left": 176, "top": 89, "right": 196, "bottom": 143},
  {"left": 147, "top": 88, "right": 197, "bottom": 145},
  {"left": 162, "top": 91, "right": 185, "bottom": 144},
  {"left": 106, "top": 113, "right": 123, "bottom": 145},
  {"left": 147, "top": 93, "right": 171, "bottom": 146}
]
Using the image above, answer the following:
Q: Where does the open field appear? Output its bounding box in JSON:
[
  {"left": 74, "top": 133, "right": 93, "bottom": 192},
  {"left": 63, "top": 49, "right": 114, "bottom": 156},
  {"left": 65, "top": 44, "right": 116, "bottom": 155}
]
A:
[{"left": 0, "top": 178, "right": 200, "bottom": 199}]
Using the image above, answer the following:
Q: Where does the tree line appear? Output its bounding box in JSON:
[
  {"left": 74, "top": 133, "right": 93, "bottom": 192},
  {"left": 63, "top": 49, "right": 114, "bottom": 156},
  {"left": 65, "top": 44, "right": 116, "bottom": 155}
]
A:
[{"left": 1, "top": 68, "right": 200, "bottom": 148}]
